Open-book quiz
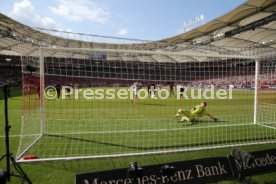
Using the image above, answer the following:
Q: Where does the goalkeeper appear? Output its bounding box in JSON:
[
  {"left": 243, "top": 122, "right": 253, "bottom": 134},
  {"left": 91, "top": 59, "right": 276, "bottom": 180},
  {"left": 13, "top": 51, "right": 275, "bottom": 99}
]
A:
[{"left": 174, "top": 102, "right": 218, "bottom": 123}]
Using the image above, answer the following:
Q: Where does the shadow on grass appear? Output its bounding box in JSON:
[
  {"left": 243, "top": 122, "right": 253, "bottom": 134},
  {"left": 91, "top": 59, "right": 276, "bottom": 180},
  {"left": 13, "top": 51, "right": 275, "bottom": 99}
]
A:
[
  {"left": 45, "top": 133, "right": 276, "bottom": 151},
  {"left": 174, "top": 118, "right": 229, "bottom": 126},
  {"left": 143, "top": 103, "right": 167, "bottom": 106},
  {"left": 187, "top": 120, "right": 229, "bottom": 125},
  {"left": 0, "top": 87, "right": 22, "bottom": 100}
]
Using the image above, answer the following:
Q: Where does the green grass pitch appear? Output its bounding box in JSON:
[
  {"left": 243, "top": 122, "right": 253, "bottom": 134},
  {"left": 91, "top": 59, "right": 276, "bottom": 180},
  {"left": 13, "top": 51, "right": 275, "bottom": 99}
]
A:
[{"left": 0, "top": 87, "right": 276, "bottom": 183}]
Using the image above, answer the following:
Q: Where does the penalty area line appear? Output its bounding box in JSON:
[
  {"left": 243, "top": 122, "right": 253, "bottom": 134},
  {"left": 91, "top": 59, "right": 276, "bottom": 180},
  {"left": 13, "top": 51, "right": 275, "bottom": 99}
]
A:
[{"left": 256, "top": 123, "right": 276, "bottom": 130}]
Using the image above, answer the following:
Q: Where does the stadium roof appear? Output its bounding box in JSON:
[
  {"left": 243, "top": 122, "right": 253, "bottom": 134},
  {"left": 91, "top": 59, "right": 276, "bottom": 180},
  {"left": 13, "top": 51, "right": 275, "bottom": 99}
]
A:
[
  {"left": 0, "top": 0, "right": 275, "bottom": 62},
  {"left": 162, "top": 0, "right": 276, "bottom": 48}
]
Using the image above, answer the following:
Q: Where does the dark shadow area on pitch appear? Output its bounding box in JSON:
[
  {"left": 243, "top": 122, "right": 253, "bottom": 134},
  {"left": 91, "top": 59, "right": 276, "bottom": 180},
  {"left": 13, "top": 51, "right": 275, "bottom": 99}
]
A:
[
  {"left": 143, "top": 103, "right": 166, "bottom": 106},
  {"left": 0, "top": 87, "right": 22, "bottom": 100},
  {"left": 174, "top": 119, "right": 228, "bottom": 126},
  {"left": 44, "top": 134, "right": 276, "bottom": 151},
  {"left": 182, "top": 120, "right": 229, "bottom": 126}
]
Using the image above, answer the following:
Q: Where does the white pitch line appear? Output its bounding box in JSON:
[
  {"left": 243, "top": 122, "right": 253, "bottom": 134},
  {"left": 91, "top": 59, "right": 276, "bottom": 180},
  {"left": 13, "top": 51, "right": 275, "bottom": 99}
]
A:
[
  {"left": 256, "top": 123, "right": 276, "bottom": 130},
  {"left": 46, "top": 123, "right": 253, "bottom": 135},
  {"left": 258, "top": 105, "right": 276, "bottom": 110},
  {"left": 16, "top": 140, "right": 276, "bottom": 163},
  {"left": 43, "top": 115, "right": 253, "bottom": 121}
]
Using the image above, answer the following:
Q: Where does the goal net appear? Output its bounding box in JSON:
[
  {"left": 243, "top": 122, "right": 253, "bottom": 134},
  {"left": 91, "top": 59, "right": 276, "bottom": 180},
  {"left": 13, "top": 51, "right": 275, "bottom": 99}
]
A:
[{"left": 17, "top": 46, "right": 276, "bottom": 162}]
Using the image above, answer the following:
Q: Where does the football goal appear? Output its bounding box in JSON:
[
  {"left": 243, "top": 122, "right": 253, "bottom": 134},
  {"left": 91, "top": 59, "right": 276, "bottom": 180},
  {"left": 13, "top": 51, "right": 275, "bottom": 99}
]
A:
[{"left": 17, "top": 45, "right": 276, "bottom": 162}]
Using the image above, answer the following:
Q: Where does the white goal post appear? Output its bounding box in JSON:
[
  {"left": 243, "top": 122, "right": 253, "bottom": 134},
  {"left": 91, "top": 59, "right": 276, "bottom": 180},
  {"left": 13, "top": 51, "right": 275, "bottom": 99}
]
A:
[{"left": 254, "top": 59, "right": 260, "bottom": 124}]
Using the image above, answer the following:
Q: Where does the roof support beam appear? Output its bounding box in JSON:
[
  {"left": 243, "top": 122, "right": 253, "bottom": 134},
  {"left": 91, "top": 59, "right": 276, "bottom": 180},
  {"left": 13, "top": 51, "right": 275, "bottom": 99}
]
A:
[{"left": 225, "top": 13, "right": 276, "bottom": 37}]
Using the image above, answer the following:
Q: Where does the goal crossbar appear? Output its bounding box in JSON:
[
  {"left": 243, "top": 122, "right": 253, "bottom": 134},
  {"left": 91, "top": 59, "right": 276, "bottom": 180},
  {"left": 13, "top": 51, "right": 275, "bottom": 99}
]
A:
[{"left": 40, "top": 47, "right": 256, "bottom": 60}]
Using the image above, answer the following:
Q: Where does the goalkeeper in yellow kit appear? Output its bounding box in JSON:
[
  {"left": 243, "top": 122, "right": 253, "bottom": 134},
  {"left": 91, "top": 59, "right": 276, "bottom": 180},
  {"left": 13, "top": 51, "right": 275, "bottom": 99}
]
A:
[{"left": 175, "top": 102, "right": 218, "bottom": 123}]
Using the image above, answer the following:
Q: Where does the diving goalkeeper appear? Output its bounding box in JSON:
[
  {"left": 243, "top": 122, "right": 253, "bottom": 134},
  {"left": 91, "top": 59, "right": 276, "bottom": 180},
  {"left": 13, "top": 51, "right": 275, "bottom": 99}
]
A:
[{"left": 174, "top": 102, "right": 218, "bottom": 123}]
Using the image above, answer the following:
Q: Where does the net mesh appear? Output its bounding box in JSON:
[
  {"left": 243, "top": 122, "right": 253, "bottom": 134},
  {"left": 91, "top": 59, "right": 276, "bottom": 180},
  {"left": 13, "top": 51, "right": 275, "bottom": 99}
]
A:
[{"left": 17, "top": 46, "right": 276, "bottom": 161}]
